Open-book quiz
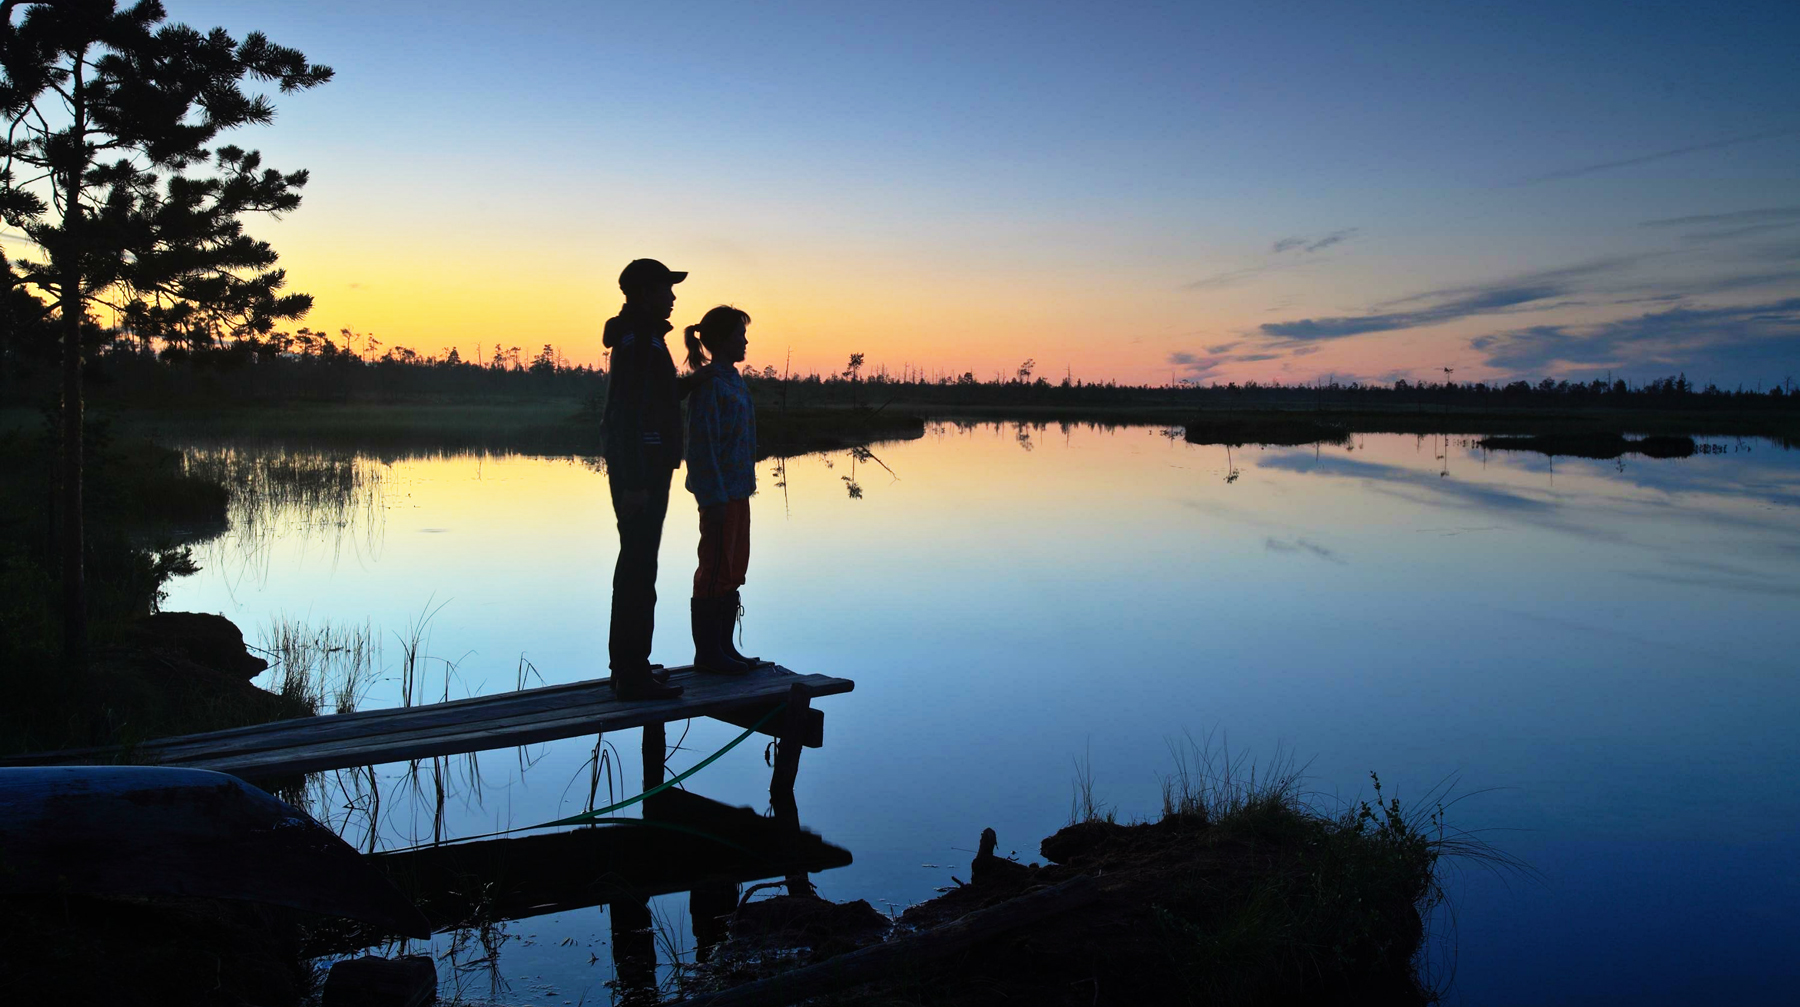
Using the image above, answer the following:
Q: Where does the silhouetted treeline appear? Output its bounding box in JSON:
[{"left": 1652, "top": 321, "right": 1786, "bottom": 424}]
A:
[
  {"left": 738, "top": 367, "right": 1800, "bottom": 415},
  {"left": 3, "top": 325, "right": 1795, "bottom": 415},
  {"left": 0, "top": 330, "right": 604, "bottom": 407}
]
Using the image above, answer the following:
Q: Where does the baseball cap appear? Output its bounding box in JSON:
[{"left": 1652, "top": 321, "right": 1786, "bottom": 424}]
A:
[{"left": 618, "top": 258, "right": 688, "bottom": 293}]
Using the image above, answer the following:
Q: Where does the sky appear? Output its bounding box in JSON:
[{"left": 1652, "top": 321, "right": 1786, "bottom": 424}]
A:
[{"left": 81, "top": 1, "right": 1800, "bottom": 385}]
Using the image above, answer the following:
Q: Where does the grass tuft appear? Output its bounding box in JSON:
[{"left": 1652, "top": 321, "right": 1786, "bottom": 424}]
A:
[
  {"left": 1141, "top": 734, "right": 1526, "bottom": 1004},
  {"left": 1068, "top": 741, "right": 1115, "bottom": 825},
  {"left": 255, "top": 616, "right": 376, "bottom": 716}
]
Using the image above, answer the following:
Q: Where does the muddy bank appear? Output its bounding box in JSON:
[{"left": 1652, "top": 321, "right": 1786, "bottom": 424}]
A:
[
  {"left": 687, "top": 797, "right": 1440, "bottom": 1006},
  {"left": 0, "top": 611, "right": 327, "bottom": 1006},
  {"left": 0, "top": 611, "right": 309, "bottom": 761}
]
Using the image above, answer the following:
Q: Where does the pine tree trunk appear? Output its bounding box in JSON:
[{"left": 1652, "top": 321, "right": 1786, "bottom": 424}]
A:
[
  {"left": 59, "top": 58, "right": 88, "bottom": 667},
  {"left": 59, "top": 223, "right": 84, "bottom": 666}
]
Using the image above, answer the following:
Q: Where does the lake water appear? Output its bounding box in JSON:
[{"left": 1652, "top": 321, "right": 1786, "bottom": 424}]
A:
[{"left": 162, "top": 424, "right": 1800, "bottom": 1005}]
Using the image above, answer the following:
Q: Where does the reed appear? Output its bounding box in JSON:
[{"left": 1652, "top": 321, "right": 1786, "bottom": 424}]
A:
[
  {"left": 1143, "top": 732, "right": 1526, "bottom": 1004},
  {"left": 254, "top": 616, "right": 376, "bottom": 717}
]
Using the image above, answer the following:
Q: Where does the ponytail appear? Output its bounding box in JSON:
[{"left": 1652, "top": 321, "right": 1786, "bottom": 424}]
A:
[
  {"left": 682, "top": 306, "right": 752, "bottom": 372},
  {"left": 684, "top": 324, "right": 708, "bottom": 371}
]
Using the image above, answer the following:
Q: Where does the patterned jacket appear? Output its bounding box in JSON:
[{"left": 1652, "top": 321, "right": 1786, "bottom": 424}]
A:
[
  {"left": 685, "top": 362, "right": 757, "bottom": 508},
  {"left": 600, "top": 310, "right": 684, "bottom": 489}
]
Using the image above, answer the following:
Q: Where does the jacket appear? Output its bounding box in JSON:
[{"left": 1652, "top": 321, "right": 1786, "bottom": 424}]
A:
[
  {"left": 600, "top": 310, "right": 684, "bottom": 489},
  {"left": 685, "top": 362, "right": 758, "bottom": 508}
]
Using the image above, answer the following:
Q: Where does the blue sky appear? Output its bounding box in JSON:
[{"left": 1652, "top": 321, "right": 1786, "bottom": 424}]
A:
[{"left": 161, "top": 0, "right": 1800, "bottom": 386}]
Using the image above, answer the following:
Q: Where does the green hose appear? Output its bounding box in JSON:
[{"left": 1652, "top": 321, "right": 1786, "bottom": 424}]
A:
[{"left": 385, "top": 701, "right": 787, "bottom": 853}]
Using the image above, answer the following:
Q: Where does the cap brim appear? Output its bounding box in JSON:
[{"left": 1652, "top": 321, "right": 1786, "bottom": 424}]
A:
[{"left": 668, "top": 270, "right": 688, "bottom": 284}]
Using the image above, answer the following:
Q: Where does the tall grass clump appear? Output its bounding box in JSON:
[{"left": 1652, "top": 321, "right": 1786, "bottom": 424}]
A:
[
  {"left": 180, "top": 445, "right": 386, "bottom": 580},
  {"left": 1144, "top": 733, "right": 1521, "bottom": 1004},
  {"left": 256, "top": 617, "right": 376, "bottom": 716},
  {"left": 1068, "top": 741, "right": 1114, "bottom": 825}
]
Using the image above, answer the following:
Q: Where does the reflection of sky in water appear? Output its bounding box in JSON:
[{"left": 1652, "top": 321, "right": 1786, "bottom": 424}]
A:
[{"left": 163, "top": 426, "right": 1800, "bottom": 1005}]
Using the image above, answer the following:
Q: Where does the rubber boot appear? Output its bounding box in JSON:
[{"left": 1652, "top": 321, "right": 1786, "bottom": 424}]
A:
[
  {"left": 722, "top": 590, "right": 773, "bottom": 669},
  {"left": 612, "top": 664, "right": 683, "bottom": 701},
  {"left": 692, "top": 598, "right": 751, "bottom": 675}
]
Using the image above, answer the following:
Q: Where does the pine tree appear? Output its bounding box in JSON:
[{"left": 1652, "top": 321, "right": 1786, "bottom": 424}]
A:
[{"left": 0, "top": 1, "right": 331, "bottom": 662}]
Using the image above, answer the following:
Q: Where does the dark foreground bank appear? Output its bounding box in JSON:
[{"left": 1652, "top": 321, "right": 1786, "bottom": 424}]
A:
[{"left": 680, "top": 772, "right": 1460, "bottom": 1006}]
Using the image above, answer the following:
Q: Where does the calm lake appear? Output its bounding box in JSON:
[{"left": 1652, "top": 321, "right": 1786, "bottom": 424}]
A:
[{"left": 160, "top": 423, "right": 1800, "bottom": 1005}]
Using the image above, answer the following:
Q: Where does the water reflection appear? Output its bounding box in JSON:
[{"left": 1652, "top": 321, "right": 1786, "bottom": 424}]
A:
[
  {"left": 293, "top": 728, "right": 853, "bottom": 1004},
  {"left": 305, "top": 785, "right": 851, "bottom": 1003},
  {"left": 158, "top": 425, "right": 1800, "bottom": 1005},
  {"left": 179, "top": 443, "right": 387, "bottom": 588}
]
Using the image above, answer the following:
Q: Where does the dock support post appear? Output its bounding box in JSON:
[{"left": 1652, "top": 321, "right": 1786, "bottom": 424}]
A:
[
  {"left": 609, "top": 893, "right": 657, "bottom": 1000},
  {"left": 769, "top": 683, "right": 812, "bottom": 803},
  {"left": 770, "top": 682, "right": 816, "bottom": 897},
  {"left": 643, "top": 720, "right": 666, "bottom": 790}
]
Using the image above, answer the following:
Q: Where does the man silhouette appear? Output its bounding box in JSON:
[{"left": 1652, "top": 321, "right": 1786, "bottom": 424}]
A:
[{"left": 602, "top": 258, "right": 687, "bottom": 700}]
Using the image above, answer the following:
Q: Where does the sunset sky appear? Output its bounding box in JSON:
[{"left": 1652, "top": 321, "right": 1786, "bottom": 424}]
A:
[{"left": 162, "top": 1, "right": 1799, "bottom": 387}]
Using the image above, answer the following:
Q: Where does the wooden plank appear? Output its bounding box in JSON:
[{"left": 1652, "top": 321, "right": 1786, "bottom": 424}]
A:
[
  {"left": 130, "top": 666, "right": 844, "bottom": 762},
  {"left": 0, "top": 666, "right": 852, "bottom": 778},
  {"left": 179, "top": 672, "right": 851, "bottom": 780},
  {"left": 145, "top": 682, "right": 621, "bottom": 760},
  {"left": 187, "top": 694, "right": 769, "bottom": 777},
  {"left": 0, "top": 677, "right": 609, "bottom": 766}
]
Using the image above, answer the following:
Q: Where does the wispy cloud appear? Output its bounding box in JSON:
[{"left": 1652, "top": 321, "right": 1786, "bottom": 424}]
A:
[
  {"left": 1260, "top": 286, "right": 1555, "bottom": 342},
  {"left": 1185, "top": 228, "right": 1359, "bottom": 290},
  {"left": 1255, "top": 256, "right": 1661, "bottom": 343},
  {"left": 1269, "top": 228, "right": 1359, "bottom": 255},
  {"left": 1301, "top": 228, "right": 1358, "bottom": 253},
  {"left": 1264, "top": 536, "right": 1347, "bottom": 565},
  {"left": 1639, "top": 205, "right": 1800, "bottom": 229},
  {"left": 1515, "top": 128, "right": 1798, "bottom": 185},
  {"left": 1184, "top": 264, "right": 1282, "bottom": 291},
  {"left": 1468, "top": 297, "right": 1800, "bottom": 377},
  {"left": 1168, "top": 345, "right": 1292, "bottom": 381},
  {"left": 1636, "top": 206, "right": 1800, "bottom": 244},
  {"left": 1678, "top": 222, "right": 1800, "bottom": 243}
]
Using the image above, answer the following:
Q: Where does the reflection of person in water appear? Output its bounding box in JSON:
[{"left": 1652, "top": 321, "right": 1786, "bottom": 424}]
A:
[
  {"left": 601, "top": 259, "right": 688, "bottom": 700},
  {"left": 682, "top": 305, "right": 770, "bottom": 674}
]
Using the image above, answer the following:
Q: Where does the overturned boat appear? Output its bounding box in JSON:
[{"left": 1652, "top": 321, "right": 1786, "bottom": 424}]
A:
[{"left": 0, "top": 765, "right": 429, "bottom": 937}]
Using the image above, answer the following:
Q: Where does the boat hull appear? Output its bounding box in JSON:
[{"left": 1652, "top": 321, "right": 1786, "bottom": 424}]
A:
[{"left": 0, "top": 766, "right": 429, "bottom": 937}]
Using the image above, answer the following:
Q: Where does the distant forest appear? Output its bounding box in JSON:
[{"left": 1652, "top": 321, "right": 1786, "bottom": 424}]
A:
[{"left": 2, "top": 318, "right": 1796, "bottom": 416}]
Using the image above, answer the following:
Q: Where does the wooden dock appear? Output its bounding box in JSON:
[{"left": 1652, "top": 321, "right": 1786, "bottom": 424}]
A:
[{"left": 0, "top": 665, "right": 853, "bottom": 782}]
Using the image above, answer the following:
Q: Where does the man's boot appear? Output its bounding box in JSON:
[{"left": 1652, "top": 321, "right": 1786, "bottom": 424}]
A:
[
  {"left": 722, "top": 590, "right": 773, "bottom": 669},
  {"left": 692, "top": 598, "right": 750, "bottom": 675},
  {"left": 612, "top": 664, "right": 684, "bottom": 701}
]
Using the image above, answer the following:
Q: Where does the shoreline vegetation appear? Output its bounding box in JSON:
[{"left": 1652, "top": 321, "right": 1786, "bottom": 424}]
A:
[
  {"left": 0, "top": 348, "right": 1757, "bottom": 1004},
  {"left": 4, "top": 349, "right": 1790, "bottom": 760},
  {"left": 4, "top": 343, "right": 1797, "bottom": 458},
  {"left": 684, "top": 750, "right": 1483, "bottom": 1007}
]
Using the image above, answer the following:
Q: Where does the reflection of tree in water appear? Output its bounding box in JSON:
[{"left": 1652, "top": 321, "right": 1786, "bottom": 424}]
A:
[
  {"left": 179, "top": 445, "right": 386, "bottom": 586},
  {"left": 770, "top": 457, "right": 790, "bottom": 516},
  {"left": 841, "top": 446, "right": 898, "bottom": 500},
  {"left": 1015, "top": 422, "right": 1035, "bottom": 451}
]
